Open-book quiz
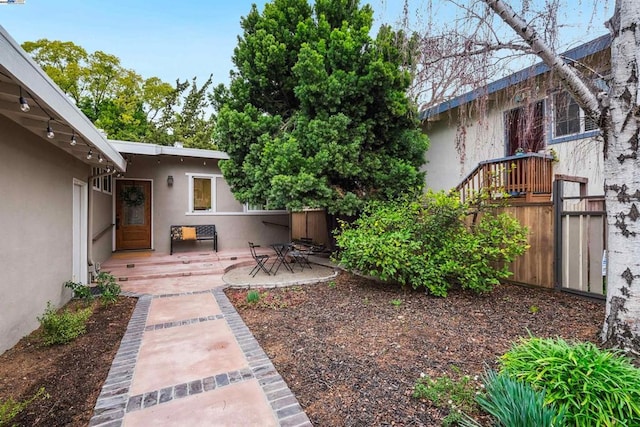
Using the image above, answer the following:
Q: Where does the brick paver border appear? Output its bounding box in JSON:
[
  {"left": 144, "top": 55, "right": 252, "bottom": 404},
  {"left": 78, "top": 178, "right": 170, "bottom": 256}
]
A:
[{"left": 89, "top": 259, "right": 336, "bottom": 427}]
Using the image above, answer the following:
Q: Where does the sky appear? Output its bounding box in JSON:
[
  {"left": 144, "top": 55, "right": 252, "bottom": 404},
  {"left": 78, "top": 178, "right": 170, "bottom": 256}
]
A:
[{"left": 0, "top": 0, "right": 611, "bottom": 89}]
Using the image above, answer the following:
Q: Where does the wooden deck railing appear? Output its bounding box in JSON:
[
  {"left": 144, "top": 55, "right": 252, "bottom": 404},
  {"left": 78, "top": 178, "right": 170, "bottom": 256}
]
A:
[{"left": 456, "top": 153, "right": 554, "bottom": 204}]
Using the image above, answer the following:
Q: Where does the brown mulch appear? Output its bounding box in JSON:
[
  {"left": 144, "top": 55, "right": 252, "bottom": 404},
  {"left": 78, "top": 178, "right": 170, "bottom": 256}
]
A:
[
  {"left": 226, "top": 273, "right": 604, "bottom": 426},
  {"left": 0, "top": 297, "right": 136, "bottom": 427}
]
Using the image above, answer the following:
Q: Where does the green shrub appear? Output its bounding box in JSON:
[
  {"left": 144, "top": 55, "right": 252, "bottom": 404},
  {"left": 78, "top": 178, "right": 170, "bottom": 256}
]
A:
[
  {"left": 0, "top": 387, "right": 48, "bottom": 426},
  {"left": 64, "top": 280, "right": 95, "bottom": 304},
  {"left": 334, "top": 191, "right": 528, "bottom": 296},
  {"left": 246, "top": 290, "right": 261, "bottom": 303},
  {"left": 471, "top": 370, "right": 566, "bottom": 427},
  {"left": 500, "top": 337, "right": 640, "bottom": 426},
  {"left": 38, "top": 302, "right": 93, "bottom": 346},
  {"left": 96, "top": 272, "right": 121, "bottom": 305}
]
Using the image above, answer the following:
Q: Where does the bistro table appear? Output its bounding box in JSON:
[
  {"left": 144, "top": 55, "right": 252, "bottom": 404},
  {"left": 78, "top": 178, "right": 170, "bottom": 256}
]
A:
[{"left": 270, "top": 243, "right": 294, "bottom": 274}]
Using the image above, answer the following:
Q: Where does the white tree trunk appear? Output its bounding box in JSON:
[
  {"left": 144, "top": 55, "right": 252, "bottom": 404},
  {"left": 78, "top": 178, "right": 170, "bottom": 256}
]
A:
[
  {"left": 483, "top": 0, "right": 640, "bottom": 354},
  {"left": 601, "top": 0, "right": 640, "bottom": 354}
]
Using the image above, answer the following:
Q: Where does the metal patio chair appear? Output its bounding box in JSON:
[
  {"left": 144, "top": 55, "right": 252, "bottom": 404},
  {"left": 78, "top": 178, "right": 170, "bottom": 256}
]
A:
[
  {"left": 248, "top": 242, "right": 271, "bottom": 277},
  {"left": 289, "top": 243, "right": 312, "bottom": 271}
]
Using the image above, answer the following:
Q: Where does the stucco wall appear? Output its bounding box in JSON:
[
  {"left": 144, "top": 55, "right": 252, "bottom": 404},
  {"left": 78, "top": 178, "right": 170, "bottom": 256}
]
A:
[
  {"left": 120, "top": 155, "right": 289, "bottom": 253},
  {"left": 0, "top": 115, "right": 90, "bottom": 354},
  {"left": 422, "top": 97, "right": 605, "bottom": 196},
  {"left": 92, "top": 189, "right": 114, "bottom": 264}
]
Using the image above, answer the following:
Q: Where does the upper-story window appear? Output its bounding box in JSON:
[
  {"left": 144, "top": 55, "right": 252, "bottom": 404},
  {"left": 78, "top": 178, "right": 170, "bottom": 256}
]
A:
[{"left": 552, "top": 91, "right": 598, "bottom": 140}]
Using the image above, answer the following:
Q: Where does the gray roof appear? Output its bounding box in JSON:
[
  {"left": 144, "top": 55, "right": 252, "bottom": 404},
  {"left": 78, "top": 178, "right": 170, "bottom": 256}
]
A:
[{"left": 420, "top": 34, "right": 611, "bottom": 121}]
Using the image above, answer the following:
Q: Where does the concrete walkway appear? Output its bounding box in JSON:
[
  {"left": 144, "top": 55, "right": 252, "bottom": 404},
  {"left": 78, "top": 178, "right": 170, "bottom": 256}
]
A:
[{"left": 88, "top": 248, "right": 338, "bottom": 427}]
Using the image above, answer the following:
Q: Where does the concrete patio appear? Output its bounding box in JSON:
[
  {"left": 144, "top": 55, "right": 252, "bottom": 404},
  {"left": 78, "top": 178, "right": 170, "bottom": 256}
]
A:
[{"left": 88, "top": 248, "right": 338, "bottom": 427}]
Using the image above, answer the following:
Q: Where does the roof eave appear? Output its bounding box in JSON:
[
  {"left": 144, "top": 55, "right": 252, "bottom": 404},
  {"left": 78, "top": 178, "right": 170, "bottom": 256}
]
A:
[
  {"left": 420, "top": 33, "right": 612, "bottom": 121},
  {"left": 0, "top": 25, "right": 127, "bottom": 171},
  {"left": 108, "top": 140, "right": 230, "bottom": 160}
]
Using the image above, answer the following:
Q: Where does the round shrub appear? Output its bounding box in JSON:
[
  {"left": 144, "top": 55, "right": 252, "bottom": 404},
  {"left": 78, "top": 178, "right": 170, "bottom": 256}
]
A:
[{"left": 334, "top": 191, "right": 529, "bottom": 296}]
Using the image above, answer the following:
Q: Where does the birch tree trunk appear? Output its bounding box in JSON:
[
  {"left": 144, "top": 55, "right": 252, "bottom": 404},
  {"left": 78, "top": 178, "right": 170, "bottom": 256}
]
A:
[
  {"left": 483, "top": 0, "right": 640, "bottom": 354},
  {"left": 601, "top": 0, "right": 640, "bottom": 354}
]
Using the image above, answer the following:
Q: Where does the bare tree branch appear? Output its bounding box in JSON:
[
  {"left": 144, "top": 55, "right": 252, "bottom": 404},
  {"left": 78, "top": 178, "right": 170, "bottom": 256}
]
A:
[{"left": 482, "top": 0, "right": 601, "bottom": 119}]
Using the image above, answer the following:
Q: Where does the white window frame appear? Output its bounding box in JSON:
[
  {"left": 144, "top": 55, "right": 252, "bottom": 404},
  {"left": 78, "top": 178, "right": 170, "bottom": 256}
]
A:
[
  {"left": 186, "top": 173, "right": 221, "bottom": 214},
  {"left": 102, "top": 173, "right": 112, "bottom": 195},
  {"left": 550, "top": 91, "right": 599, "bottom": 143},
  {"left": 91, "top": 167, "right": 101, "bottom": 191},
  {"left": 244, "top": 202, "right": 287, "bottom": 213}
]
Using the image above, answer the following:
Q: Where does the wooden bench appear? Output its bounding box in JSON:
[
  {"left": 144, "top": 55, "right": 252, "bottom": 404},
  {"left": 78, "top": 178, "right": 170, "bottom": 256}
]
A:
[{"left": 170, "top": 225, "right": 218, "bottom": 255}]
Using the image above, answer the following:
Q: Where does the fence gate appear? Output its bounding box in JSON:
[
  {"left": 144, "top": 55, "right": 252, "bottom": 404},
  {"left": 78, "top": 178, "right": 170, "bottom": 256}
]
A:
[{"left": 553, "top": 177, "right": 606, "bottom": 299}]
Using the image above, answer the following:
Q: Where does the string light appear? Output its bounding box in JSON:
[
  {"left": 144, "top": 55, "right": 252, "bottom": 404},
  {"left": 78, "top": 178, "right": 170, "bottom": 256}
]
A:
[
  {"left": 70, "top": 130, "right": 77, "bottom": 146},
  {"left": 98, "top": 154, "right": 104, "bottom": 163},
  {"left": 86, "top": 149, "right": 93, "bottom": 160},
  {"left": 46, "top": 119, "right": 55, "bottom": 139},
  {"left": 19, "top": 87, "right": 30, "bottom": 112}
]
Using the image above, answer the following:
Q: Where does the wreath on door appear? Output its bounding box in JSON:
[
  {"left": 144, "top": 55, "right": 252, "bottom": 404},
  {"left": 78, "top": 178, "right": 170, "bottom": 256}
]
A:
[{"left": 120, "top": 186, "right": 145, "bottom": 207}]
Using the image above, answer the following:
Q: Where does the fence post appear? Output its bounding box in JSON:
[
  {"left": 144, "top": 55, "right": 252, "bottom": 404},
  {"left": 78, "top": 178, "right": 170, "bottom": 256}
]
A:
[{"left": 553, "top": 179, "right": 563, "bottom": 290}]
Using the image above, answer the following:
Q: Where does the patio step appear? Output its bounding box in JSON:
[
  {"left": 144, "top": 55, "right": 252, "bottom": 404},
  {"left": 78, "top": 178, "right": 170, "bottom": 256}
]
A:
[{"left": 101, "top": 250, "right": 257, "bottom": 282}]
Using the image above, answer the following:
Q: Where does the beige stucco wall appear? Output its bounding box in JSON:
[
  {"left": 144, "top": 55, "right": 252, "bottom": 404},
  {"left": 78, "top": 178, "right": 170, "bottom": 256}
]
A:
[
  {"left": 422, "top": 105, "right": 506, "bottom": 191},
  {"left": 0, "top": 115, "right": 90, "bottom": 354},
  {"left": 119, "top": 155, "right": 290, "bottom": 253},
  {"left": 92, "top": 187, "right": 115, "bottom": 264},
  {"left": 422, "top": 97, "right": 605, "bottom": 196}
]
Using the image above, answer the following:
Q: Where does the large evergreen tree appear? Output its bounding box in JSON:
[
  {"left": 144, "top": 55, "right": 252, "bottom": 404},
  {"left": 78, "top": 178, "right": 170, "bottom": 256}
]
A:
[{"left": 215, "top": 0, "right": 429, "bottom": 215}]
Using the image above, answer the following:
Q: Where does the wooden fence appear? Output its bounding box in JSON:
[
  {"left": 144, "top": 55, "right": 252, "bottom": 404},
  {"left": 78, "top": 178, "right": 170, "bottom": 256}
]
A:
[
  {"left": 291, "top": 209, "right": 328, "bottom": 246},
  {"left": 490, "top": 203, "right": 555, "bottom": 289}
]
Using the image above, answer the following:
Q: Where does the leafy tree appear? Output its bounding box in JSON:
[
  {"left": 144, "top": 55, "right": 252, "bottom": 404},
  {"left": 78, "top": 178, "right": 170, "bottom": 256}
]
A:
[
  {"left": 478, "top": 0, "right": 640, "bottom": 361},
  {"left": 401, "top": 0, "right": 640, "bottom": 354},
  {"left": 22, "top": 39, "right": 216, "bottom": 148},
  {"left": 215, "top": 0, "right": 429, "bottom": 216}
]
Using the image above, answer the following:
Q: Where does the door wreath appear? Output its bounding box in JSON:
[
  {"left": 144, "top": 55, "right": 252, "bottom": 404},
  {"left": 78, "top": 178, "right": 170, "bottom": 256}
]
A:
[{"left": 120, "top": 186, "right": 145, "bottom": 207}]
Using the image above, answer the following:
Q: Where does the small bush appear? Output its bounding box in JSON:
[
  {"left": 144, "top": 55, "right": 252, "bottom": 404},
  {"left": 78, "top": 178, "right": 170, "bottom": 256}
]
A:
[
  {"left": 413, "top": 373, "right": 482, "bottom": 425},
  {"left": 334, "top": 191, "right": 529, "bottom": 296},
  {"left": 500, "top": 337, "right": 640, "bottom": 426},
  {"left": 246, "top": 290, "right": 261, "bottom": 303},
  {"left": 38, "top": 302, "right": 93, "bottom": 346},
  {"left": 96, "top": 272, "right": 121, "bottom": 305},
  {"left": 64, "top": 280, "right": 95, "bottom": 304},
  {"left": 472, "top": 370, "right": 565, "bottom": 427},
  {"left": 0, "top": 387, "right": 48, "bottom": 426}
]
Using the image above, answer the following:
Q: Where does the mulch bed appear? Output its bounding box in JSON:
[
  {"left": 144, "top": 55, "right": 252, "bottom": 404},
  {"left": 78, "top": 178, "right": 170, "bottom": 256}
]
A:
[
  {"left": 0, "top": 297, "right": 136, "bottom": 427},
  {"left": 226, "top": 273, "right": 604, "bottom": 426}
]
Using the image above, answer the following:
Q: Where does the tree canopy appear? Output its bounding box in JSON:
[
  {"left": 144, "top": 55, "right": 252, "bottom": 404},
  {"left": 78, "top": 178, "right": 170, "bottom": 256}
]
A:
[
  {"left": 214, "top": 0, "right": 429, "bottom": 216},
  {"left": 22, "top": 39, "right": 216, "bottom": 148}
]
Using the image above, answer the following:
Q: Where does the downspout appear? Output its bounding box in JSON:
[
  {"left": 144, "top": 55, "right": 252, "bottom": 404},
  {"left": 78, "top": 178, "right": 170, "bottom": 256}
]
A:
[{"left": 87, "top": 169, "right": 118, "bottom": 282}]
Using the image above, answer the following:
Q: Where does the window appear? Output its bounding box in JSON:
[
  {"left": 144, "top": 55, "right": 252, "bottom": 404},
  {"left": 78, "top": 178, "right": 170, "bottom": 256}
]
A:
[
  {"left": 187, "top": 173, "right": 286, "bottom": 214},
  {"left": 553, "top": 91, "right": 598, "bottom": 139},
  {"left": 187, "top": 173, "right": 219, "bottom": 213},
  {"left": 102, "top": 174, "right": 112, "bottom": 195},
  {"left": 246, "top": 202, "right": 286, "bottom": 212},
  {"left": 92, "top": 167, "right": 113, "bottom": 194},
  {"left": 193, "top": 177, "right": 212, "bottom": 211},
  {"left": 505, "top": 100, "right": 545, "bottom": 155},
  {"left": 92, "top": 167, "right": 101, "bottom": 191}
]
